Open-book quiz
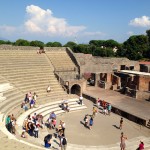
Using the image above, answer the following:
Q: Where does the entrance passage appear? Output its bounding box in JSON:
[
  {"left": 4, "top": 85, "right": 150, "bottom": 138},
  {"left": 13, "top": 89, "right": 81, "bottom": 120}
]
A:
[{"left": 71, "top": 84, "right": 81, "bottom": 96}]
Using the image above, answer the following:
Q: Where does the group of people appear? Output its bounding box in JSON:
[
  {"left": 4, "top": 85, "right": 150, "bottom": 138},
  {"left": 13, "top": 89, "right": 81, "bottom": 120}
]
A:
[
  {"left": 45, "top": 111, "right": 67, "bottom": 150},
  {"left": 6, "top": 114, "right": 16, "bottom": 134},
  {"left": 59, "top": 100, "right": 70, "bottom": 112},
  {"left": 21, "top": 92, "right": 38, "bottom": 111},
  {"left": 22, "top": 113, "right": 44, "bottom": 138},
  {"left": 47, "top": 111, "right": 57, "bottom": 129},
  {"left": 97, "top": 98, "right": 112, "bottom": 115}
]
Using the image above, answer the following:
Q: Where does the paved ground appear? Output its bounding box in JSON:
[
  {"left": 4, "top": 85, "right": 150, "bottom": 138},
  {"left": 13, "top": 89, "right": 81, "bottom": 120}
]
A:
[
  {"left": 48, "top": 98, "right": 150, "bottom": 146},
  {"left": 83, "top": 86, "right": 150, "bottom": 120}
]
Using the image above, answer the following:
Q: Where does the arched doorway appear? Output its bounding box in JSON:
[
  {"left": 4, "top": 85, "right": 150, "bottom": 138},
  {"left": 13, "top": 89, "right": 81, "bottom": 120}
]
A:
[{"left": 71, "top": 84, "right": 81, "bottom": 96}]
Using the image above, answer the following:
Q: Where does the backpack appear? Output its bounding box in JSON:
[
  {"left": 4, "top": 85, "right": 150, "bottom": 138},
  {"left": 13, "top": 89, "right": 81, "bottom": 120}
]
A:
[{"left": 62, "top": 137, "right": 67, "bottom": 145}]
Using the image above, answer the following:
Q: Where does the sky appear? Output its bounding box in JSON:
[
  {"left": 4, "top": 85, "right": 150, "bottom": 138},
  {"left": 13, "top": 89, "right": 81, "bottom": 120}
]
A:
[{"left": 0, "top": 0, "right": 150, "bottom": 44}]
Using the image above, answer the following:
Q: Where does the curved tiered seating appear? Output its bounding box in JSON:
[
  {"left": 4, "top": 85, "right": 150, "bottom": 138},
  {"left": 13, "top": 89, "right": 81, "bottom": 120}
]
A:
[
  {"left": 0, "top": 50, "right": 70, "bottom": 105},
  {"left": 46, "top": 50, "right": 76, "bottom": 72}
]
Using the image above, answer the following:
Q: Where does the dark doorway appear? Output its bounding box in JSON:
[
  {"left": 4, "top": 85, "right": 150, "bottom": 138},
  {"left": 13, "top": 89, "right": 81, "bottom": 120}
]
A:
[
  {"left": 121, "top": 65, "right": 126, "bottom": 70},
  {"left": 71, "top": 84, "right": 81, "bottom": 96}
]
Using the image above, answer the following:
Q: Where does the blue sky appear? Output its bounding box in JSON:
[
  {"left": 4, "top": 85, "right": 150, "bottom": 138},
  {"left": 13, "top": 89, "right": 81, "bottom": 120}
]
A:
[{"left": 0, "top": 0, "right": 150, "bottom": 44}]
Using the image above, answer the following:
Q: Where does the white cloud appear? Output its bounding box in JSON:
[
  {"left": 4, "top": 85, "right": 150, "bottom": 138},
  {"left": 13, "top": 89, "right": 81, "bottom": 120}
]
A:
[
  {"left": 24, "top": 5, "right": 86, "bottom": 36},
  {"left": 129, "top": 16, "right": 150, "bottom": 27}
]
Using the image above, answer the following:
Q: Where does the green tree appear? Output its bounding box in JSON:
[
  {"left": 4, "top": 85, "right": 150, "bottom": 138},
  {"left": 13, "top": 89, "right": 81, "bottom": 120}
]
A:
[
  {"left": 0, "top": 40, "right": 6, "bottom": 45},
  {"left": 104, "top": 39, "right": 120, "bottom": 48},
  {"left": 123, "top": 35, "right": 149, "bottom": 60},
  {"left": 89, "top": 40, "right": 105, "bottom": 47},
  {"left": 45, "top": 42, "right": 53, "bottom": 47},
  {"left": 0, "top": 40, "right": 12, "bottom": 45},
  {"left": 105, "top": 48, "right": 115, "bottom": 57},
  {"left": 15, "top": 39, "right": 30, "bottom": 46},
  {"left": 64, "top": 41, "right": 77, "bottom": 50},
  {"left": 74, "top": 44, "right": 88, "bottom": 53},
  {"left": 30, "top": 40, "right": 44, "bottom": 47},
  {"left": 146, "top": 29, "right": 150, "bottom": 46},
  {"left": 51, "top": 42, "right": 62, "bottom": 47}
]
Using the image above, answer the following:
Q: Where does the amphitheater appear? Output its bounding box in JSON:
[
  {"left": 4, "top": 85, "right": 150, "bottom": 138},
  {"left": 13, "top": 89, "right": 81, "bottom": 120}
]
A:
[{"left": 0, "top": 45, "right": 150, "bottom": 150}]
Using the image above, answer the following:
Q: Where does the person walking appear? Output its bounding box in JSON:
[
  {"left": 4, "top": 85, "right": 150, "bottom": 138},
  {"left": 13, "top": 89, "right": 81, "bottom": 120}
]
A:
[
  {"left": 119, "top": 118, "right": 123, "bottom": 130},
  {"left": 92, "top": 107, "right": 97, "bottom": 118},
  {"left": 34, "top": 124, "right": 39, "bottom": 138},
  {"left": 107, "top": 103, "right": 112, "bottom": 115},
  {"left": 84, "top": 115, "right": 88, "bottom": 128},
  {"left": 120, "top": 132, "right": 127, "bottom": 150},
  {"left": 89, "top": 117, "right": 94, "bottom": 130},
  {"left": 60, "top": 134, "right": 67, "bottom": 150},
  {"left": 79, "top": 95, "right": 83, "bottom": 105}
]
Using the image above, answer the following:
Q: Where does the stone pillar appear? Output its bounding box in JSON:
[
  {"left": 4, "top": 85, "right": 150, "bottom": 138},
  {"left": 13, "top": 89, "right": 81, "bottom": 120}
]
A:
[
  {"left": 106, "top": 73, "right": 112, "bottom": 83},
  {"left": 94, "top": 73, "right": 99, "bottom": 87}
]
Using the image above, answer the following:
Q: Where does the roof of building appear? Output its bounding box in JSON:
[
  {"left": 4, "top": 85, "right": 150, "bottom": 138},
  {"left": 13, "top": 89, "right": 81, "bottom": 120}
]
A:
[
  {"left": 119, "top": 70, "right": 150, "bottom": 76},
  {"left": 139, "top": 61, "right": 150, "bottom": 65}
]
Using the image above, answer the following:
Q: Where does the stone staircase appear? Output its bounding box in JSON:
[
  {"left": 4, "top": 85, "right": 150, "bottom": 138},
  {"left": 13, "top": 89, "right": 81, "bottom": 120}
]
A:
[{"left": 46, "top": 50, "right": 76, "bottom": 72}]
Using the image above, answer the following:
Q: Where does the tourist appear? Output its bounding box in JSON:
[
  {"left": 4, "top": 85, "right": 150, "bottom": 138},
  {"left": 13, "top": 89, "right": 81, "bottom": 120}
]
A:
[
  {"left": 89, "top": 117, "right": 93, "bottom": 130},
  {"left": 34, "top": 124, "right": 39, "bottom": 138},
  {"left": 6, "top": 115, "right": 12, "bottom": 133},
  {"left": 61, "top": 121, "right": 66, "bottom": 135},
  {"left": 60, "top": 134, "right": 67, "bottom": 150},
  {"left": 33, "top": 92, "right": 38, "bottom": 104},
  {"left": 107, "top": 103, "right": 112, "bottom": 115},
  {"left": 119, "top": 118, "right": 123, "bottom": 130},
  {"left": 97, "top": 98, "right": 101, "bottom": 108},
  {"left": 30, "top": 99, "right": 35, "bottom": 109},
  {"left": 103, "top": 105, "right": 107, "bottom": 115},
  {"left": 60, "top": 100, "right": 68, "bottom": 110},
  {"left": 11, "top": 118, "right": 16, "bottom": 135},
  {"left": 120, "top": 132, "right": 127, "bottom": 150},
  {"left": 28, "top": 92, "right": 32, "bottom": 101},
  {"left": 47, "top": 85, "right": 51, "bottom": 93},
  {"left": 27, "top": 120, "right": 34, "bottom": 136},
  {"left": 64, "top": 103, "right": 70, "bottom": 112},
  {"left": 51, "top": 118, "right": 57, "bottom": 129},
  {"left": 79, "top": 95, "right": 83, "bottom": 105},
  {"left": 137, "top": 141, "right": 144, "bottom": 150},
  {"left": 84, "top": 115, "right": 88, "bottom": 127},
  {"left": 50, "top": 111, "right": 56, "bottom": 119},
  {"left": 92, "top": 107, "right": 98, "bottom": 118},
  {"left": 44, "top": 134, "right": 52, "bottom": 148},
  {"left": 24, "top": 93, "right": 29, "bottom": 103}
]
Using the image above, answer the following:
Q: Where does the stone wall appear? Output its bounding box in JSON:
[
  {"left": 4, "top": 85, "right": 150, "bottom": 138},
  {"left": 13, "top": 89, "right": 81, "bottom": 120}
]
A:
[
  {"left": 136, "top": 91, "right": 150, "bottom": 101},
  {"left": 44, "top": 47, "right": 66, "bottom": 51},
  {"left": 74, "top": 53, "right": 139, "bottom": 75},
  {"left": 138, "top": 75, "right": 150, "bottom": 91},
  {"left": 0, "top": 45, "right": 38, "bottom": 50}
]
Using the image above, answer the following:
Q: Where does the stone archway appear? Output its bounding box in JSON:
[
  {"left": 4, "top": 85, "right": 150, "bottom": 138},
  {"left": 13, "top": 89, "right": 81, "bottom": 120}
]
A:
[{"left": 70, "top": 84, "right": 81, "bottom": 96}]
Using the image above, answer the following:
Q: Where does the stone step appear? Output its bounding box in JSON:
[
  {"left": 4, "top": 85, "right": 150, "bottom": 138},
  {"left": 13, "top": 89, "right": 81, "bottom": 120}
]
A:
[
  {"left": 0, "top": 83, "right": 13, "bottom": 92},
  {"left": 43, "top": 103, "right": 86, "bottom": 119}
]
